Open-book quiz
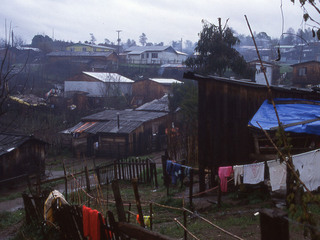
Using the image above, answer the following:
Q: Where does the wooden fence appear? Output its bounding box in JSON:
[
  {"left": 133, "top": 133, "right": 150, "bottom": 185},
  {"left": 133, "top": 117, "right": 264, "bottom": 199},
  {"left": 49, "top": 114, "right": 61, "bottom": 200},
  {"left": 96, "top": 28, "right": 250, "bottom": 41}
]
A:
[{"left": 37, "top": 157, "right": 158, "bottom": 201}]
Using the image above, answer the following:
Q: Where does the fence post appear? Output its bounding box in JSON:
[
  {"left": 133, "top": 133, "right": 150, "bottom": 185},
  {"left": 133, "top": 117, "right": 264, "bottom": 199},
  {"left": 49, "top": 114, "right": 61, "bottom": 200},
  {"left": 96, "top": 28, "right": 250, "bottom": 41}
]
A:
[
  {"left": 183, "top": 210, "right": 187, "bottom": 240},
  {"left": 111, "top": 180, "right": 126, "bottom": 222},
  {"left": 260, "top": 208, "right": 289, "bottom": 240},
  {"left": 95, "top": 167, "right": 101, "bottom": 185},
  {"left": 154, "top": 163, "right": 158, "bottom": 188},
  {"left": 150, "top": 202, "right": 153, "bottom": 230},
  {"left": 189, "top": 169, "right": 193, "bottom": 210},
  {"left": 85, "top": 166, "right": 90, "bottom": 192},
  {"left": 132, "top": 178, "right": 145, "bottom": 228},
  {"left": 63, "top": 162, "right": 68, "bottom": 201}
]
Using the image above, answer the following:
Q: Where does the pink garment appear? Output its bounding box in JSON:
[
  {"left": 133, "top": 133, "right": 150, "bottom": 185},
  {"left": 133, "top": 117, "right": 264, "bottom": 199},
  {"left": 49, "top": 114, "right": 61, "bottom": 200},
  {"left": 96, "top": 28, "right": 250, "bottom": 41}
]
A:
[{"left": 218, "top": 166, "right": 233, "bottom": 192}]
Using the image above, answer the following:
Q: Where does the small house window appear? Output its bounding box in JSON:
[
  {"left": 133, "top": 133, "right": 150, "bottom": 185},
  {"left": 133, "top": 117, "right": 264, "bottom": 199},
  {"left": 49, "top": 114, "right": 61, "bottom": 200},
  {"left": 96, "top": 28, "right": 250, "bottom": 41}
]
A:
[
  {"left": 298, "top": 67, "right": 307, "bottom": 76},
  {"left": 141, "top": 53, "right": 144, "bottom": 59},
  {"left": 82, "top": 47, "right": 87, "bottom": 52},
  {"left": 146, "top": 53, "right": 149, "bottom": 58},
  {"left": 151, "top": 53, "right": 158, "bottom": 58}
]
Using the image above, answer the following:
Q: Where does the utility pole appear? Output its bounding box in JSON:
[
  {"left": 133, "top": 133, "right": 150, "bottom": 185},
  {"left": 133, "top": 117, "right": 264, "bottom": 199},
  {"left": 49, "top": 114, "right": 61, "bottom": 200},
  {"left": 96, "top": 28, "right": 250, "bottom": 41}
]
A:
[{"left": 116, "top": 30, "right": 122, "bottom": 54}]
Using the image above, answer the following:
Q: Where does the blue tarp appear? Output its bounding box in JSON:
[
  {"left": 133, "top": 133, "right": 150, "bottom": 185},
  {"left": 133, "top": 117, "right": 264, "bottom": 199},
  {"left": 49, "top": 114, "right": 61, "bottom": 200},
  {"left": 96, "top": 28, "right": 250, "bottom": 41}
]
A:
[{"left": 248, "top": 98, "right": 320, "bottom": 136}]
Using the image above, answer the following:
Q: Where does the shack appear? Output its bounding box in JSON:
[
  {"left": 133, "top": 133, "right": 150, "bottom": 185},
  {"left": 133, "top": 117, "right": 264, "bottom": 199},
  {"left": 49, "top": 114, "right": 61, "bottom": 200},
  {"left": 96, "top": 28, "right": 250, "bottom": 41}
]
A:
[
  {"left": 0, "top": 133, "right": 46, "bottom": 186},
  {"left": 132, "top": 78, "right": 182, "bottom": 106},
  {"left": 61, "top": 109, "right": 171, "bottom": 158},
  {"left": 183, "top": 72, "right": 320, "bottom": 191}
]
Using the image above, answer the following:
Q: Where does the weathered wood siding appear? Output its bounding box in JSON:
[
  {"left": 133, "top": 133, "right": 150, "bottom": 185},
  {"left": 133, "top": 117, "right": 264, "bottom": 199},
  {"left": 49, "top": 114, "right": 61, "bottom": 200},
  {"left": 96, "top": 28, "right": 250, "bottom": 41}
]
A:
[
  {"left": 292, "top": 61, "right": 320, "bottom": 87},
  {"left": 194, "top": 74, "right": 320, "bottom": 169},
  {"left": 0, "top": 140, "right": 46, "bottom": 181}
]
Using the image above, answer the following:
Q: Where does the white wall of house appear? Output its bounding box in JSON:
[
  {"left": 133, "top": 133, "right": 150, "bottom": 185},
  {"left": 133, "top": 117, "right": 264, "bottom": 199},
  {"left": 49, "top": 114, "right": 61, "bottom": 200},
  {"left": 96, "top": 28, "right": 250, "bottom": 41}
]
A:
[
  {"left": 64, "top": 81, "right": 132, "bottom": 97},
  {"left": 254, "top": 63, "right": 273, "bottom": 85},
  {"left": 127, "top": 51, "right": 186, "bottom": 64}
]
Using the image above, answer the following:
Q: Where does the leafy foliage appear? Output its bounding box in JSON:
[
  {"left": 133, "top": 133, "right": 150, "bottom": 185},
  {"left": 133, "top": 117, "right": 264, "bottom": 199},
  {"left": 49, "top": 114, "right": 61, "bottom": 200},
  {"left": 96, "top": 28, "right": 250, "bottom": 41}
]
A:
[{"left": 187, "top": 18, "right": 254, "bottom": 78}]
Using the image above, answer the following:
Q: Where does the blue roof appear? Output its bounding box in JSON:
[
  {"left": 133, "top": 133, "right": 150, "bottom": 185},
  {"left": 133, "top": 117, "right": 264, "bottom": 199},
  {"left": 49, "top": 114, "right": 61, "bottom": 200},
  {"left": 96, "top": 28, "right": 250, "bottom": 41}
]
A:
[{"left": 248, "top": 98, "right": 320, "bottom": 135}]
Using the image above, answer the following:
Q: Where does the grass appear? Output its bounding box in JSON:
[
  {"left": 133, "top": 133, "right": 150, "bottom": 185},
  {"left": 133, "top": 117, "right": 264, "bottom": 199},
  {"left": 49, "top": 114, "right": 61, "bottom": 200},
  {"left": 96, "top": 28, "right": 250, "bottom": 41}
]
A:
[
  {"left": 0, "top": 191, "right": 24, "bottom": 203},
  {"left": 0, "top": 209, "right": 24, "bottom": 230},
  {"left": 3, "top": 165, "right": 285, "bottom": 240}
]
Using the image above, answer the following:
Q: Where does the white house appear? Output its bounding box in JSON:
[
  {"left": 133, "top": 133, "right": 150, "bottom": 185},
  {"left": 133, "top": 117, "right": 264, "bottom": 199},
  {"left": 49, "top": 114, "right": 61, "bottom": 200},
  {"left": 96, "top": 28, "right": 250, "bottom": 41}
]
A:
[
  {"left": 249, "top": 60, "right": 280, "bottom": 86},
  {"left": 123, "top": 46, "right": 188, "bottom": 65},
  {"left": 64, "top": 72, "right": 134, "bottom": 97}
]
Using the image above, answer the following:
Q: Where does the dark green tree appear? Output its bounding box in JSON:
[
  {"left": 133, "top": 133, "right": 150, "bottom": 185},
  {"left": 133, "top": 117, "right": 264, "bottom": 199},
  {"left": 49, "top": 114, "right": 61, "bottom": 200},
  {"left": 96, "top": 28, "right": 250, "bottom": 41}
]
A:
[
  {"left": 31, "top": 34, "right": 53, "bottom": 53},
  {"left": 139, "top": 33, "right": 147, "bottom": 46},
  {"left": 168, "top": 80, "right": 198, "bottom": 164},
  {"left": 187, "top": 18, "right": 253, "bottom": 78}
]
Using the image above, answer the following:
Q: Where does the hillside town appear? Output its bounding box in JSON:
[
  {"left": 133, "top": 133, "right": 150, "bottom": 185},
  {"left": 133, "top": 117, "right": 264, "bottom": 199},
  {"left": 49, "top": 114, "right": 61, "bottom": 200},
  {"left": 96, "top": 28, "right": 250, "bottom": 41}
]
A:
[{"left": 1, "top": 1, "right": 320, "bottom": 239}]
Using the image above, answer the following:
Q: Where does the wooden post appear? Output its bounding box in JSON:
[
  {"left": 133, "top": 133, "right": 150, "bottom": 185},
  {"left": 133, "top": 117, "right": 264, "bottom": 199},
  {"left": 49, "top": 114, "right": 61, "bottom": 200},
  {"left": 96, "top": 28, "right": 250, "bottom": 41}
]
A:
[
  {"left": 150, "top": 202, "right": 153, "bottom": 230},
  {"left": 189, "top": 169, "right": 193, "bottom": 210},
  {"left": 85, "top": 166, "right": 90, "bottom": 192},
  {"left": 146, "top": 158, "right": 150, "bottom": 182},
  {"left": 107, "top": 211, "right": 120, "bottom": 240},
  {"left": 260, "top": 208, "right": 289, "bottom": 240},
  {"left": 183, "top": 210, "right": 187, "bottom": 240},
  {"left": 114, "top": 160, "right": 118, "bottom": 180},
  {"left": 217, "top": 179, "right": 222, "bottom": 208},
  {"left": 154, "top": 163, "right": 158, "bottom": 188},
  {"left": 132, "top": 178, "right": 145, "bottom": 228},
  {"left": 95, "top": 167, "right": 101, "bottom": 185},
  {"left": 111, "top": 180, "right": 126, "bottom": 222},
  {"left": 63, "top": 162, "right": 68, "bottom": 201},
  {"left": 128, "top": 203, "right": 132, "bottom": 223}
]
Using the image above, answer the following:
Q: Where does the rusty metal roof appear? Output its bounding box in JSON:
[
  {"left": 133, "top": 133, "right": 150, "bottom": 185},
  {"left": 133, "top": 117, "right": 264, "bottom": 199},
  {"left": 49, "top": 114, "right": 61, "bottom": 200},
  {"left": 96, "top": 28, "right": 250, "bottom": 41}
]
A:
[{"left": 62, "top": 109, "right": 168, "bottom": 135}]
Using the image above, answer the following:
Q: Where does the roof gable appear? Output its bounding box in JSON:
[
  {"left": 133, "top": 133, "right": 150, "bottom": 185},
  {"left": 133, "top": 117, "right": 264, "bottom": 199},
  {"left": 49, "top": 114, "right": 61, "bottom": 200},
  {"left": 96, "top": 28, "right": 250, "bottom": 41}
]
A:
[{"left": 83, "top": 72, "right": 134, "bottom": 83}]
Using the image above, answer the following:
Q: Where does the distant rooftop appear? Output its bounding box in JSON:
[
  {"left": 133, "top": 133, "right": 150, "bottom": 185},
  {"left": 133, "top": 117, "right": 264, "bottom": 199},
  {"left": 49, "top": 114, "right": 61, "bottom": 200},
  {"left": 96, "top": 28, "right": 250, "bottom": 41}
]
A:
[
  {"left": 83, "top": 72, "right": 134, "bottom": 83},
  {"left": 136, "top": 94, "right": 170, "bottom": 112},
  {"left": 149, "top": 78, "right": 182, "bottom": 85},
  {"left": 47, "top": 51, "right": 115, "bottom": 57}
]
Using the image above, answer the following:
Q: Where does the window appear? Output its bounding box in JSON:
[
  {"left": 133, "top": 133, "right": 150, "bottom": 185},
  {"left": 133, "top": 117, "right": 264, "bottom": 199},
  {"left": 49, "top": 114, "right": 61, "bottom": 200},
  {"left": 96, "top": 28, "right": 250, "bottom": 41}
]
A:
[
  {"left": 82, "top": 47, "right": 87, "bottom": 52},
  {"left": 141, "top": 53, "right": 144, "bottom": 59},
  {"left": 151, "top": 53, "right": 158, "bottom": 58},
  {"left": 298, "top": 67, "right": 307, "bottom": 76},
  {"left": 146, "top": 53, "right": 149, "bottom": 58}
]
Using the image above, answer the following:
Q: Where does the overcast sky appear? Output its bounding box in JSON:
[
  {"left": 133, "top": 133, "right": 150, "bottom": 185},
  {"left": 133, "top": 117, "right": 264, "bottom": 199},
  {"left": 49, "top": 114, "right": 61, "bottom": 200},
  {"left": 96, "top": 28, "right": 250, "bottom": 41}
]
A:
[{"left": 0, "top": 0, "right": 316, "bottom": 45}]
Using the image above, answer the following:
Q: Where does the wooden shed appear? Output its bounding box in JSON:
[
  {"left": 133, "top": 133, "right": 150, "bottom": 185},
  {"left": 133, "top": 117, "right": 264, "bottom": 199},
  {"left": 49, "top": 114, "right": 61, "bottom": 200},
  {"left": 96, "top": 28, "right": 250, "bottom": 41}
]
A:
[
  {"left": 132, "top": 78, "right": 182, "bottom": 106},
  {"left": 61, "top": 109, "right": 170, "bottom": 158},
  {"left": 0, "top": 133, "right": 46, "bottom": 186},
  {"left": 292, "top": 60, "right": 320, "bottom": 87},
  {"left": 184, "top": 72, "right": 320, "bottom": 191}
]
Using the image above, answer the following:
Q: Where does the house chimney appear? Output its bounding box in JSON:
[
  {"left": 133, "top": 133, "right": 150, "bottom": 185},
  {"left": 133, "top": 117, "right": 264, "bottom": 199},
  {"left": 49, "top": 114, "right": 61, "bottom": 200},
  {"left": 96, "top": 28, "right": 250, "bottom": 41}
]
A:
[{"left": 117, "top": 112, "right": 120, "bottom": 129}]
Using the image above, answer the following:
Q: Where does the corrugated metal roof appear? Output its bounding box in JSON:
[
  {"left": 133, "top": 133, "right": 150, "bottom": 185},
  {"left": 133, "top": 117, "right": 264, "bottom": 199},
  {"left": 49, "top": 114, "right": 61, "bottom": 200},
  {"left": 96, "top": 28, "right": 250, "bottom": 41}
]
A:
[
  {"left": 136, "top": 95, "right": 170, "bottom": 112},
  {"left": 82, "top": 109, "right": 167, "bottom": 122},
  {"left": 86, "top": 120, "right": 143, "bottom": 134},
  {"left": 83, "top": 72, "right": 134, "bottom": 83},
  {"left": 125, "top": 45, "right": 173, "bottom": 53},
  {"left": 0, "top": 133, "right": 32, "bottom": 157},
  {"left": 47, "top": 51, "right": 114, "bottom": 57}
]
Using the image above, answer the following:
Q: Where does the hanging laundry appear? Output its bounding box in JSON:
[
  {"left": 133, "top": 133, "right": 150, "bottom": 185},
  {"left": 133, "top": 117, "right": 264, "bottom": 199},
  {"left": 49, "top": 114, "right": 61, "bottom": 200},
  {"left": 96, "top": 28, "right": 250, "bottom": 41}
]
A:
[
  {"left": 218, "top": 166, "right": 233, "bottom": 192},
  {"left": 267, "top": 160, "right": 287, "bottom": 191},
  {"left": 82, "top": 205, "right": 102, "bottom": 240},
  {"left": 293, "top": 149, "right": 320, "bottom": 192},
  {"left": 233, "top": 165, "right": 244, "bottom": 186},
  {"left": 243, "top": 162, "right": 265, "bottom": 185},
  {"left": 171, "top": 163, "right": 182, "bottom": 184},
  {"left": 136, "top": 214, "right": 151, "bottom": 228},
  {"left": 166, "top": 160, "right": 173, "bottom": 175},
  {"left": 184, "top": 166, "right": 191, "bottom": 179}
]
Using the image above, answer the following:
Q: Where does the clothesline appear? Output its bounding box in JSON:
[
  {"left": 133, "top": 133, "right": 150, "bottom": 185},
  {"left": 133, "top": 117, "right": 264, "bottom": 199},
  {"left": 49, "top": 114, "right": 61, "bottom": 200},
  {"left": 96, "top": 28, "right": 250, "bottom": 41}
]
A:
[{"left": 218, "top": 148, "right": 320, "bottom": 193}]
